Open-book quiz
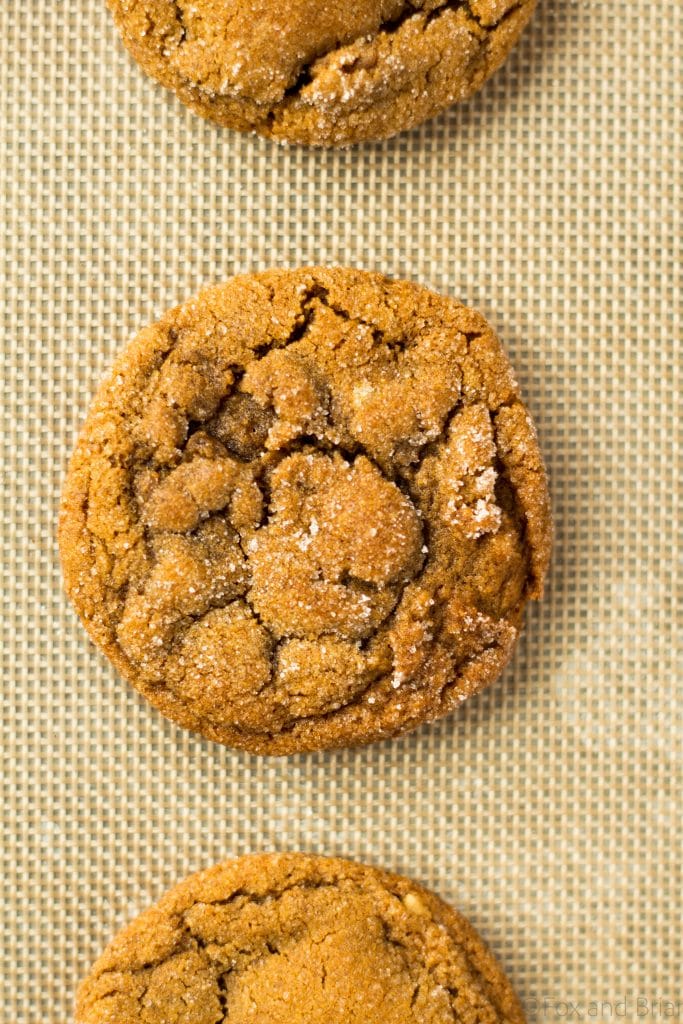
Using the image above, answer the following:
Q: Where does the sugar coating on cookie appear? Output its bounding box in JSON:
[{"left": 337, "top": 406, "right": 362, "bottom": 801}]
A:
[
  {"left": 75, "top": 852, "right": 527, "bottom": 1024},
  {"left": 59, "top": 267, "right": 551, "bottom": 754},
  {"left": 106, "top": 0, "right": 537, "bottom": 145}
]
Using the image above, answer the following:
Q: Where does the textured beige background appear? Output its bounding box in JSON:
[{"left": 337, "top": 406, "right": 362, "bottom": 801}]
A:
[{"left": 1, "top": 1, "right": 681, "bottom": 1021}]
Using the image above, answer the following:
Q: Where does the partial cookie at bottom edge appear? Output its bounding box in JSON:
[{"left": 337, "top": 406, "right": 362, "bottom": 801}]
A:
[{"left": 76, "top": 852, "right": 526, "bottom": 1024}]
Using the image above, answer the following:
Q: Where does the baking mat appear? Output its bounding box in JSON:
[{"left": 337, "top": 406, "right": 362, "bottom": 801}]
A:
[{"left": 1, "top": 1, "right": 681, "bottom": 1020}]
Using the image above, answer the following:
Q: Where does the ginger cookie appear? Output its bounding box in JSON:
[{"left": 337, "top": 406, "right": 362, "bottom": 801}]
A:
[
  {"left": 75, "top": 852, "right": 526, "bottom": 1024},
  {"left": 106, "top": 0, "right": 537, "bottom": 145},
  {"left": 59, "top": 267, "right": 551, "bottom": 755}
]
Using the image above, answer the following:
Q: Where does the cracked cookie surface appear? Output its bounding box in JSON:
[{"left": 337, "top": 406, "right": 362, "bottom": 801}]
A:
[
  {"left": 75, "top": 852, "right": 526, "bottom": 1024},
  {"left": 59, "top": 267, "right": 551, "bottom": 754},
  {"left": 106, "top": 0, "right": 537, "bottom": 144}
]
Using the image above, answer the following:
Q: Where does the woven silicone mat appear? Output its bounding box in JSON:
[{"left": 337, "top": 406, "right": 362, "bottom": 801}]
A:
[{"left": 1, "top": 1, "right": 681, "bottom": 1020}]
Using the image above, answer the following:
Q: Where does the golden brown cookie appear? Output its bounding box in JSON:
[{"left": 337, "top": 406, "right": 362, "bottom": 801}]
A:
[
  {"left": 75, "top": 852, "right": 526, "bottom": 1024},
  {"left": 106, "top": 0, "right": 537, "bottom": 145},
  {"left": 59, "top": 267, "right": 551, "bottom": 754}
]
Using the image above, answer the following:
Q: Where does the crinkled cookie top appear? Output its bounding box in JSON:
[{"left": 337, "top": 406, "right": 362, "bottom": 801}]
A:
[
  {"left": 107, "top": 0, "right": 537, "bottom": 143},
  {"left": 76, "top": 853, "right": 526, "bottom": 1024},
  {"left": 59, "top": 267, "right": 551, "bottom": 754}
]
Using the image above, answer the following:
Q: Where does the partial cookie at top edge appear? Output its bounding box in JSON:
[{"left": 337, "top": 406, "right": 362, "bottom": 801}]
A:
[{"left": 106, "top": 0, "right": 537, "bottom": 145}]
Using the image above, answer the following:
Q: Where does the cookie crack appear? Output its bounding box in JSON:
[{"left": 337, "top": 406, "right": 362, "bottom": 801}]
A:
[
  {"left": 187, "top": 879, "right": 340, "bottom": 913},
  {"left": 89, "top": 881, "right": 346, "bottom": 988},
  {"left": 216, "top": 973, "right": 229, "bottom": 1023},
  {"left": 280, "top": 2, "right": 419, "bottom": 100},
  {"left": 426, "top": 0, "right": 525, "bottom": 31},
  {"left": 278, "top": 0, "right": 517, "bottom": 104},
  {"left": 170, "top": 0, "right": 187, "bottom": 44},
  {"left": 248, "top": 439, "right": 426, "bottom": 621}
]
